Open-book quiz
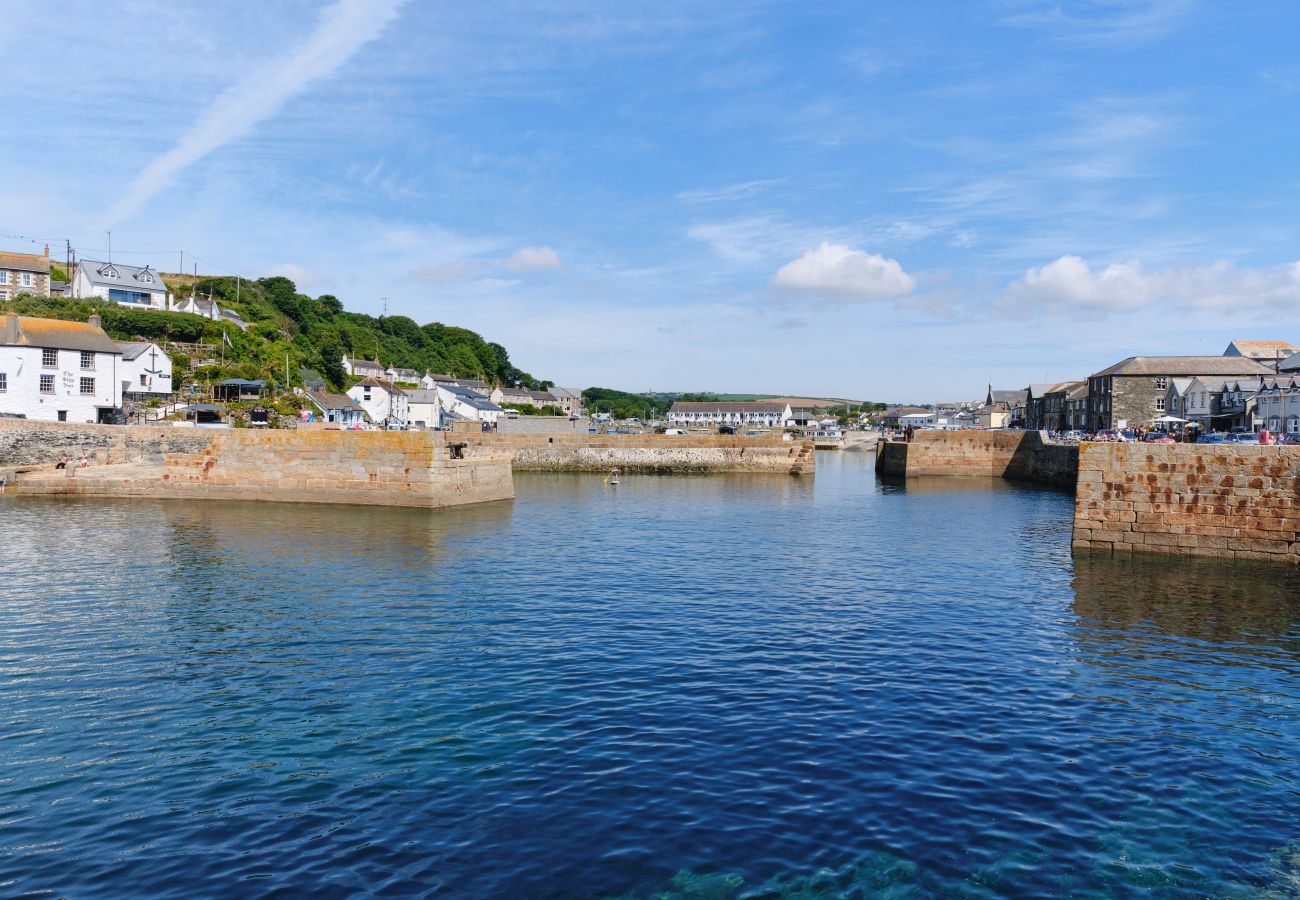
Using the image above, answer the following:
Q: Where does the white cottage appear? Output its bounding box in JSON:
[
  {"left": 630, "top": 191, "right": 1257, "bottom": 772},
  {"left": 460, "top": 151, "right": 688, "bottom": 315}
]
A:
[
  {"left": 666, "top": 401, "right": 791, "bottom": 428},
  {"left": 346, "top": 377, "right": 408, "bottom": 427},
  {"left": 0, "top": 313, "right": 123, "bottom": 422},
  {"left": 404, "top": 389, "right": 442, "bottom": 429},
  {"left": 72, "top": 260, "right": 170, "bottom": 310},
  {"left": 437, "top": 383, "right": 503, "bottom": 426},
  {"left": 170, "top": 294, "right": 247, "bottom": 329},
  {"left": 306, "top": 390, "right": 366, "bottom": 427},
  {"left": 115, "top": 341, "right": 173, "bottom": 397}
]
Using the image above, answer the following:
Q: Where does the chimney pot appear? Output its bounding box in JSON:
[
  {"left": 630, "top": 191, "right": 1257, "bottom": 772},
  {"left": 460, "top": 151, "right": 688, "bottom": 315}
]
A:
[{"left": 88, "top": 313, "right": 103, "bottom": 330}]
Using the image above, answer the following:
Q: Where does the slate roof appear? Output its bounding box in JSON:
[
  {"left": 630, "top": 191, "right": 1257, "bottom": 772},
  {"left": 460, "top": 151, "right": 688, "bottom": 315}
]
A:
[
  {"left": 353, "top": 377, "right": 406, "bottom": 395},
  {"left": 115, "top": 341, "right": 159, "bottom": 361},
  {"left": 77, "top": 259, "right": 166, "bottom": 293},
  {"left": 0, "top": 251, "right": 50, "bottom": 274},
  {"left": 1, "top": 314, "right": 121, "bottom": 354},
  {"left": 1224, "top": 340, "right": 1296, "bottom": 360},
  {"left": 989, "top": 389, "right": 1028, "bottom": 406},
  {"left": 306, "top": 390, "right": 362, "bottom": 411},
  {"left": 440, "top": 383, "right": 503, "bottom": 411},
  {"left": 550, "top": 387, "right": 582, "bottom": 400},
  {"left": 1091, "top": 356, "right": 1273, "bottom": 378},
  {"left": 1040, "top": 380, "right": 1085, "bottom": 398},
  {"left": 1066, "top": 383, "right": 1089, "bottom": 401},
  {"left": 529, "top": 390, "right": 558, "bottom": 402},
  {"left": 404, "top": 389, "right": 442, "bottom": 404}
]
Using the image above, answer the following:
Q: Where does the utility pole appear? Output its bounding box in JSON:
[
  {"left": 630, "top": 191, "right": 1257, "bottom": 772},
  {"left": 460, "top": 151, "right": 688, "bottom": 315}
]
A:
[
  {"left": 65, "top": 240, "right": 71, "bottom": 285},
  {"left": 381, "top": 297, "right": 389, "bottom": 318},
  {"left": 107, "top": 231, "right": 111, "bottom": 263}
]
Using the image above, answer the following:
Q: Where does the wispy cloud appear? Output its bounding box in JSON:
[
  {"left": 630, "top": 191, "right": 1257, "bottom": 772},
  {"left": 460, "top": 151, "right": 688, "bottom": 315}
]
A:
[
  {"left": 505, "top": 246, "right": 563, "bottom": 273},
  {"left": 105, "top": 0, "right": 408, "bottom": 225},
  {"left": 676, "top": 178, "right": 787, "bottom": 203},
  {"left": 997, "top": 0, "right": 1195, "bottom": 46}
]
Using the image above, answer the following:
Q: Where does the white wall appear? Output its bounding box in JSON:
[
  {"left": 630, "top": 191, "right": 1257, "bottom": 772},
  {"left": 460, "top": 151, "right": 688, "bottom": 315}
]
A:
[
  {"left": 0, "top": 346, "right": 122, "bottom": 422},
  {"left": 117, "top": 343, "right": 174, "bottom": 396}
]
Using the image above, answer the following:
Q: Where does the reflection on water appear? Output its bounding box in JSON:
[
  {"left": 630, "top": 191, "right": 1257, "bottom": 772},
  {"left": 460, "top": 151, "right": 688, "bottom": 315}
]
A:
[{"left": 1, "top": 453, "right": 1298, "bottom": 897}]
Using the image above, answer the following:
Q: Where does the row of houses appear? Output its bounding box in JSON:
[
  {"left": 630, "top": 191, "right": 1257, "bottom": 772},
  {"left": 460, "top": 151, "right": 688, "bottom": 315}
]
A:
[
  {"left": 341, "top": 355, "right": 582, "bottom": 416},
  {"left": 1, "top": 245, "right": 247, "bottom": 328},
  {"left": 0, "top": 313, "right": 175, "bottom": 423},
  {"left": 990, "top": 340, "right": 1300, "bottom": 434}
]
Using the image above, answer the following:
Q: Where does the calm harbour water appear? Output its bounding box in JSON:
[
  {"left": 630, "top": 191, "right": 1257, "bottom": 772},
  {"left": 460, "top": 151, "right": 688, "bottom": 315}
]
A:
[{"left": 2, "top": 452, "right": 1299, "bottom": 898}]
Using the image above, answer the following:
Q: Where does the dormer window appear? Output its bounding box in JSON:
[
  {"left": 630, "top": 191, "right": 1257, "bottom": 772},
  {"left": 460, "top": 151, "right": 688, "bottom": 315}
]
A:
[
  {"left": 98, "top": 263, "right": 119, "bottom": 278},
  {"left": 137, "top": 267, "right": 154, "bottom": 283}
]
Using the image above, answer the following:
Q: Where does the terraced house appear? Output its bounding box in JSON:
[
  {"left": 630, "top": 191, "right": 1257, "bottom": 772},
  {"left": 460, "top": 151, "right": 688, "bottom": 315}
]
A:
[
  {"left": 1085, "top": 356, "right": 1272, "bottom": 432},
  {"left": 0, "top": 313, "right": 123, "bottom": 423},
  {"left": 0, "top": 247, "right": 53, "bottom": 300}
]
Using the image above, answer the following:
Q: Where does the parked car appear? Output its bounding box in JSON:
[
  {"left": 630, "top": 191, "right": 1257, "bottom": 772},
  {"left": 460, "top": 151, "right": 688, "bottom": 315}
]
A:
[
  {"left": 1143, "top": 432, "right": 1176, "bottom": 443},
  {"left": 1095, "top": 430, "right": 1125, "bottom": 442},
  {"left": 1062, "top": 430, "right": 1087, "bottom": 443},
  {"left": 1227, "top": 432, "right": 1259, "bottom": 444},
  {"left": 1282, "top": 434, "right": 1300, "bottom": 445},
  {"left": 662, "top": 428, "right": 688, "bottom": 435},
  {"left": 1196, "top": 433, "right": 1230, "bottom": 444}
]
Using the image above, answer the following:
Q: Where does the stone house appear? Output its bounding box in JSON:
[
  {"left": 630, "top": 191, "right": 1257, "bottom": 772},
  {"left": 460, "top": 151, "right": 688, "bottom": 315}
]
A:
[
  {"left": 0, "top": 313, "right": 123, "bottom": 422},
  {"left": 1085, "top": 356, "right": 1272, "bottom": 432},
  {"left": 1064, "top": 383, "right": 1089, "bottom": 430},
  {"left": 492, "top": 386, "right": 536, "bottom": 407},
  {"left": 346, "top": 377, "right": 408, "bottom": 427},
  {"left": 550, "top": 387, "right": 583, "bottom": 416},
  {"left": 1030, "top": 382, "right": 1083, "bottom": 431},
  {"left": 72, "top": 259, "right": 170, "bottom": 310},
  {"left": 0, "top": 247, "right": 53, "bottom": 300}
]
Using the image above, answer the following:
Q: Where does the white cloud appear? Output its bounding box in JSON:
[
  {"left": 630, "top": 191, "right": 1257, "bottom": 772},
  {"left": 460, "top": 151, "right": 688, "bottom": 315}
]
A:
[
  {"left": 505, "top": 246, "right": 563, "bottom": 273},
  {"left": 105, "top": 0, "right": 408, "bottom": 225},
  {"left": 265, "top": 262, "right": 334, "bottom": 294},
  {"left": 1003, "top": 255, "right": 1300, "bottom": 313},
  {"left": 409, "top": 261, "right": 480, "bottom": 285},
  {"left": 772, "top": 242, "right": 915, "bottom": 299}
]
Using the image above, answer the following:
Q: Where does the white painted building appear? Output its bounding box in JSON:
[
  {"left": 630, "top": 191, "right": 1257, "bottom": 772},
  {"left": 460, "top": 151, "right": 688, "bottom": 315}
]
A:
[
  {"left": 405, "top": 389, "right": 442, "bottom": 429},
  {"left": 306, "top": 390, "right": 366, "bottom": 427},
  {"left": 0, "top": 313, "right": 123, "bottom": 423},
  {"left": 899, "top": 411, "right": 936, "bottom": 429},
  {"left": 346, "top": 377, "right": 408, "bottom": 427},
  {"left": 437, "top": 383, "right": 502, "bottom": 426},
  {"left": 116, "top": 341, "right": 173, "bottom": 397},
  {"left": 343, "top": 356, "right": 385, "bottom": 379},
  {"left": 170, "top": 294, "right": 247, "bottom": 329},
  {"left": 667, "top": 401, "right": 791, "bottom": 428},
  {"left": 72, "top": 260, "right": 170, "bottom": 310}
]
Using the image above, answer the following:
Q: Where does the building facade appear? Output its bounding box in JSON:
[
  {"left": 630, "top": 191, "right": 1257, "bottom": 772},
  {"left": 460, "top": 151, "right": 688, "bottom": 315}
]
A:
[
  {"left": 116, "top": 341, "right": 174, "bottom": 397},
  {"left": 0, "top": 313, "right": 123, "bottom": 422},
  {"left": 1086, "top": 357, "right": 1272, "bottom": 432},
  {"left": 347, "top": 378, "right": 408, "bottom": 427},
  {"left": 666, "top": 401, "right": 791, "bottom": 428},
  {"left": 306, "top": 390, "right": 366, "bottom": 427},
  {"left": 0, "top": 248, "right": 53, "bottom": 300},
  {"left": 550, "top": 387, "right": 583, "bottom": 416},
  {"left": 72, "top": 260, "right": 170, "bottom": 309}
]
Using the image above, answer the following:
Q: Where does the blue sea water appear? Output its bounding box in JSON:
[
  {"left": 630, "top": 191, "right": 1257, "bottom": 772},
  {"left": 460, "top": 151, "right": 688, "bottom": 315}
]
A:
[{"left": 1, "top": 452, "right": 1298, "bottom": 898}]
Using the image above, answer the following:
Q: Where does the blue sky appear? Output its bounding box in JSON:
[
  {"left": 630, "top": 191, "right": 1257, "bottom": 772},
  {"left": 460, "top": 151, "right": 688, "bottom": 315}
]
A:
[{"left": 2, "top": 0, "right": 1298, "bottom": 400}]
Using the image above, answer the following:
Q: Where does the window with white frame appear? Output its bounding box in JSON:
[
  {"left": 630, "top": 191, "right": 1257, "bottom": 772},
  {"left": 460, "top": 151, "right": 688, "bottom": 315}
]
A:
[
  {"left": 42, "top": 348, "right": 57, "bottom": 367},
  {"left": 0, "top": 270, "right": 8, "bottom": 282},
  {"left": 0, "top": 290, "right": 7, "bottom": 300},
  {"left": 80, "top": 377, "right": 95, "bottom": 395},
  {"left": 40, "top": 374, "right": 54, "bottom": 393},
  {"left": 80, "top": 351, "right": 95, "bottom": 370},
  {"left": 1155, "top": 377, "right": 1167, "bottom": 390},
  {"left": 21, "top": 272, "right": 31, "bottom": 287},
  {"left": 1156, "top": 398, "right": 1166, "bottom": 411}
]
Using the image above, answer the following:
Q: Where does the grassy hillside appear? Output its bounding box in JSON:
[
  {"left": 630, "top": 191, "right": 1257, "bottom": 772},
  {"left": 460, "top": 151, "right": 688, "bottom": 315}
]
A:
[{"left": 0, "top": 275, "right": 546, "bottom": 393}]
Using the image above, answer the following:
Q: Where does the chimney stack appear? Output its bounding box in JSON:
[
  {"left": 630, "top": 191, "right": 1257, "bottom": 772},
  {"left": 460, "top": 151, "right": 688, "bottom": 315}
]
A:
[
  {"left": 3, "top": 315, "right": 18, "bottom": 344},
  {"left": 43, "top": 243, "right": 49, "bottom": 258},
  {"left": 87, "top": 313, "right": 103, "bottom": 331}
]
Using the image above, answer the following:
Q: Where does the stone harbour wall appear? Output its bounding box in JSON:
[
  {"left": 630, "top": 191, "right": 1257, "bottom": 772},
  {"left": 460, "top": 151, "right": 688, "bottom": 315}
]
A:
[
  {"left": 457, "top": 432, "right": 814, "bottom": 475},
  {"left": 0, "top": 418, "right": 212, "bottom": 466},
  {"left": 2, "top": 422, "right": 513, "bottom": 509},
  {"left": 875, "top": 430, "right": 1078, "bottom": 488},
  {"left": 1073, "top": 443, "right": 1300, "bottom": 562}
]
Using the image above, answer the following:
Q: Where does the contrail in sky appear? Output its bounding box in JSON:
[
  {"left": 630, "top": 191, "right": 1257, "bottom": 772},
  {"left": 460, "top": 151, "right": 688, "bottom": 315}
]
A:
[{"left": 106, "top": 0, "right": 408, "bottom": 225}]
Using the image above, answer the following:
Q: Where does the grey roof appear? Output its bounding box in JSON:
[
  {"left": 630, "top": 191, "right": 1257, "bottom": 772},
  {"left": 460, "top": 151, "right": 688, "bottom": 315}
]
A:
[
  {"left": 50, "top": 280, "right": 68, "bottom": 293},
  {"left": 404, "top": 389, "right": 442, "bottom": 404},
  {"left": 1, "top": 314, "right": 121, "bottom": 354},
  {"left": 1066, "top": 383, "right": 1089, "bottom": 401},
  {"left": 1091, "top": 356, "right": 1273, "bottom": 378},
  {"left": 77, "top": 259, "right": 167, "bottom": 293},
  {"left": 441, "top": 384, "right": 502, "bottom": 411},
  {"left": 529, "top": 390, "right": 558, "bottom": 402},
  {"left": 550, "top": 387, "right": 582, "bottom": 400},
  {"left": 989, "top": 389, "right": 1027, "bottom": 405},
  {"left": 307, "top": 390, "right": 362, "bottom": 411},
  {"left": 425, "top": 372, "right": 456, "bottom": 382},
  {"left": 353, "top": 377, "right": 406, "bottom": 395},
  {"left": 458, "top": 379, "right": 489, "bottom": 390},
  {"left": 115, "top": 340, "right": 158, "bottom": 361},
  {"left": 1033, "top": 381, "right": 1083, "bottom": 398},
  {"left": 1278, "top": 351, "right": 1300, "bottom": 372},
  {"left": 215, "top": 378, "right": 266, "bottom": 387}
]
